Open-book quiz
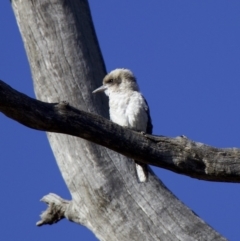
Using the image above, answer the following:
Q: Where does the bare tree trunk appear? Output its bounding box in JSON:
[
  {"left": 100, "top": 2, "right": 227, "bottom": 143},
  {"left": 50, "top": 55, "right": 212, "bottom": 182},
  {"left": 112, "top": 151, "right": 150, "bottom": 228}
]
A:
[{"left": 10, "top": 0, "right": 226, "bottom": 240}]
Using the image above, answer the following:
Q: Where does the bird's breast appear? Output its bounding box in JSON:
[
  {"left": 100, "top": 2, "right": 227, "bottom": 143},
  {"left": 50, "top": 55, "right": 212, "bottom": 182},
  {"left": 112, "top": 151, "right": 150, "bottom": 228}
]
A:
[
  {"left": 109, "top": 93, "right": 130, "bottom": 127},
  {"left": 109, "top": 91, "right": 148, "bottom": 132}
]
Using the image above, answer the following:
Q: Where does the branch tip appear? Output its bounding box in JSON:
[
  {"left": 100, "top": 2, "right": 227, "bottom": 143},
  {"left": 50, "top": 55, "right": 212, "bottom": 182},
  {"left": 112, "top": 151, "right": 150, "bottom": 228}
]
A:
[{"left": 36, "top": 193, "right": 69, "bottom": 227}]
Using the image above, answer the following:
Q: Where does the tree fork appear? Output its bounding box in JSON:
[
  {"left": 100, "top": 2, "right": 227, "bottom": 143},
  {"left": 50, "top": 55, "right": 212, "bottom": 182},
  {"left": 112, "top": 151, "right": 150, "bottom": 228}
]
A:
[{"left": 8, "top": 0, "right": 228, "bottom": 240}]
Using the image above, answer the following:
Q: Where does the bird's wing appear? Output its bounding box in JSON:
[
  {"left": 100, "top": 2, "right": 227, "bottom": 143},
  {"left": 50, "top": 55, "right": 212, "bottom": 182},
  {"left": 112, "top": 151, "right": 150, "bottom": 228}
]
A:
[{"left": 142, "top": 97, "right": 153, "bottom": 134}]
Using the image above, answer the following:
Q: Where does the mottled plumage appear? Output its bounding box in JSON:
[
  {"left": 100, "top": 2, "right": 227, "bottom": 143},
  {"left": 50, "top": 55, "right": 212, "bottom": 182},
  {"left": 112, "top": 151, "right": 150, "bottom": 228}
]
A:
[{"left": 93, "top": 69, "right": 152, "bottom": 182}]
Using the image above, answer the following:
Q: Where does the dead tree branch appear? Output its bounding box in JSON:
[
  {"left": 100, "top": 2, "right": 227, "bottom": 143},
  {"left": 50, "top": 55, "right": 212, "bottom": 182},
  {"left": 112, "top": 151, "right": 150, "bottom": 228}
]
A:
[{"left": 1, "top": 79, "right": 239, "bottom": 183}]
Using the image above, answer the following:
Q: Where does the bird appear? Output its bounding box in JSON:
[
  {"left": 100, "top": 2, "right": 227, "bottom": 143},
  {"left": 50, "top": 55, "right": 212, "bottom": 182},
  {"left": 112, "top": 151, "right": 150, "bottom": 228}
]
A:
[{"left": 92, "top": 68, "right": 153, "bottom": 182}]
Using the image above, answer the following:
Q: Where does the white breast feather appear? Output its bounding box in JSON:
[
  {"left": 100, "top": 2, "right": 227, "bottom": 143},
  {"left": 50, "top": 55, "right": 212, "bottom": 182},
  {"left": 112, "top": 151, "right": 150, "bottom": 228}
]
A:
[{"left": 109, "top": 91, "right": 148, "bottom": 132}]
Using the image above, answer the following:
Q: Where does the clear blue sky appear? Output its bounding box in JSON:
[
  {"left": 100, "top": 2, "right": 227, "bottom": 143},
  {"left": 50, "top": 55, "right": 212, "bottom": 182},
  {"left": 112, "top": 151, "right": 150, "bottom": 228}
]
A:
[{"left": 0, "top": 1, "right": 240, "bottom": 240}]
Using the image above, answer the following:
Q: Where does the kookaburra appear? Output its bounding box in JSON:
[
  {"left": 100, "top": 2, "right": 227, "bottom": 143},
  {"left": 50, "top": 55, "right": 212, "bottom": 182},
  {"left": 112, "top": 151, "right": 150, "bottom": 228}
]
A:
[{"left": 93, "top": 68, "right": 152, "bottom": 182}]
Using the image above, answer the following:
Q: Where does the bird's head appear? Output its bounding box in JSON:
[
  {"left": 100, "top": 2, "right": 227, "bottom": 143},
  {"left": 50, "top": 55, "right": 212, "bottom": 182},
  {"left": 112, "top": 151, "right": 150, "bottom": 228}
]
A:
[{"left": 92, "top": 68, "right": 139, "bottom": 96}]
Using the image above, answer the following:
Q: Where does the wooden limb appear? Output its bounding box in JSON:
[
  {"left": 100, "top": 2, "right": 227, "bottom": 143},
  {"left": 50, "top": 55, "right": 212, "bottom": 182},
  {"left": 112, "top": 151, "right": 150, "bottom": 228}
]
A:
[
  {"left": 0, "top": 79, "right": 240, "bottom": 182},
  {"left": 36, "top": 193, "right": 69, "bottom": 226}
]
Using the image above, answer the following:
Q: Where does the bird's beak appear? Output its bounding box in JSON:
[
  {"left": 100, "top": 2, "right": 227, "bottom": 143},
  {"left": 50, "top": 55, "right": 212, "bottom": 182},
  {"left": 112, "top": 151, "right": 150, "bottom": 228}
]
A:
[{"left": 92, "top": 85, "right": 107, "bottom": 94}]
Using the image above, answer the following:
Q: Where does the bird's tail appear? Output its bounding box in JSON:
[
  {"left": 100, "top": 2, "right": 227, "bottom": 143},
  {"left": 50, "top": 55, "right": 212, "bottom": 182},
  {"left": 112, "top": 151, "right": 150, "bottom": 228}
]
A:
[{"left": 134, "top": 160, "right": 148, "bottom": 182}]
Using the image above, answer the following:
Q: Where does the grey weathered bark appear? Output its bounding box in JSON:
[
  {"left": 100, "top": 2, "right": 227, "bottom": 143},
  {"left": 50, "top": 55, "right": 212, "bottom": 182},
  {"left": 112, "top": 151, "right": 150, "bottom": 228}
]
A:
[{"left": 8, "top": 0, "right": 227, "bottom": 240}]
